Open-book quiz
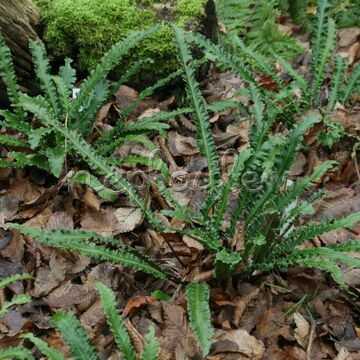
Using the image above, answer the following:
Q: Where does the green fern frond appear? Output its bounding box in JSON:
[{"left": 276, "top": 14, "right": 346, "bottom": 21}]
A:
[
  {"left": 52, "top": 311, "right": 100, "bottom": 360},
  {"left": 232, "top": 37, "right": 284, "bottom": 89},
  {"left": 141, "top": 326, "right": 160, "bottom": 360},
  {"left": 342, "top": 63, "right": 360, "bottom": 104},
  {"left": 95, "top": 282, "right": 137, "bottom": 360},
  {"left": 267, "top": 160, "right": 338, "bottom": 214},
  {"left": 70, "top": 25, "right": 159, "bottom": 118},
  {"left": 245, "top": 112, "right": 321, "bottom": 224},
  {"left": 286, "top": 211, "right": 360, "bottom": 249},
  {"left": 75, "top": 79, "right": 110, "bottom": 138},
  {"left": 69, "top": 171, "right": 118, "bottom": 201},
  {"left": 185, "top": 281, "right": 213, "bottom": 356},
  {"left": 0, "top": 110, "right": 31, "bottom": 134},
  {"left": 0, "top": 273, "right": 32, "bottom": 288},
  {"left": 0, "top": 294, "right": 31, "bottom": 319},
  {"left": 29, "top": 40, "right": 61, "bottom": 116},
  {"left": 212, "top": 147, "right": 253, "bottom": 229},
  {"left": 311, "top": 18, "right": 336, "bottom": 102},
  {"left": 186, "top": 32, "right": 256, "bottom": 85},
  {"left": 275, "top": 54, "right": 309, "bottom": 101},
  {"left": 173, "top": 25, "right": 220, "bottom": 198},
  {"left": 311, "top": 0, "right": 332, "bottom": 74},
  {"left": 0, "top": 346, "right": 34, "bottom": 360},
  {"left": 59, "top": 58, "right": 76, "bottom": 92},
  {"left": 21, "top": 333, "right": 66, "bottom": 360},
  {"left": 119, "top": 69, "right": 182, "bottom": 122},
  {"left": 327, "top": 55, "right": 347, "bottom": 111},
  {"left": 8, "top": 225, "right": 167, "bottom": 279},
  {"left": 0, "top": 134, "right": 27, "bottom": 148},
  {"left": 0, "top": 36, "right": 24, "bottom": 119}
]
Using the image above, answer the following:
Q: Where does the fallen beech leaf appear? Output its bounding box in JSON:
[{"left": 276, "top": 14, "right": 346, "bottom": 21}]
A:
[
  {"left": 81, "top": 208, "right": 121, "bottom": 236},
  {"left": 212, "top": 329, "right": 264, "bottom": 359},
  {"left": 123, "top": 295, "right": 155, "bottom": 317},
  {"left": 114, "top": 207, "right": 143, "bottom": 233},
  {"left": 293, "top": 312, "right": 310, "bottom": 349}
]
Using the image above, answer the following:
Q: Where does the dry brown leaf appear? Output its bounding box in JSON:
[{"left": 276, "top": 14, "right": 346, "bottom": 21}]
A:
[
  {"left": 83, "top": 188, "right": 101, "bottom": 212},
  {"left": 81, "top": 208, "right": 120, "bottom": 236},
  {"left": 123, "top": 295, "right": 155, "bottom": 317},
  {"left": 293, "top": 312, "right": 310, "bottom": 349},
  {"left": 46, "top": 211, "right": 74, "bottom": 230},
  {"left": 182, "top": 235, "right": 204, "bottom": 251},
  {"left": 338, "top": 28, "right": 360, "bottom": 48},
  {"left": 114, "top": 207, "right": 143, "bottom": 233},
  {"left": 168, "top": 132, "right": 199, "bottom": 156},
  {"left": 212, "top": 329, "right": 265, "bottom": 359}
]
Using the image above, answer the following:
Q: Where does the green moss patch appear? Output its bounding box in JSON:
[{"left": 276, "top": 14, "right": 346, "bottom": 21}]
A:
[{"left": 35, "top": 0, "right": 207, "bottom": 78}]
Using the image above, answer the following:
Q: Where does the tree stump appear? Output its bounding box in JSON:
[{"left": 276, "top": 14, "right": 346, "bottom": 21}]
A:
[{"left": 0, "top": 0, "right": 40, "bottom": 106}]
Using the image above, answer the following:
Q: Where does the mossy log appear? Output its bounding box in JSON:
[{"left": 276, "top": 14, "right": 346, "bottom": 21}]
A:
[{"left": 0, "top": 0, "right": 40, "bottom": 106}]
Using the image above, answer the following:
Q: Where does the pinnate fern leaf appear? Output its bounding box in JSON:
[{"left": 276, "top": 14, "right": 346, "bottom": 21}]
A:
[
  {"left": 52, "top": 311, "right": 100, "bottom": 360},
  {"left": 20, "top": 333, "right": 66, "bottom": 360},
  {"left": 185, "top": 281, "right": 213, "bottom": 356},
  {"left": 8, "top": 225, "right": 167, "bottom": 279},
  {"left": 141, "top": 326, "right": 160, "bottom": 360},
  {"left": 95, "top": 281, "right": 137, "bottom": 360},
  {"left": 173, "top": 25, "right": 220, "bottom": 196},
  {"left": 0, "top": 346, "right": 34, "bottom": 360}
]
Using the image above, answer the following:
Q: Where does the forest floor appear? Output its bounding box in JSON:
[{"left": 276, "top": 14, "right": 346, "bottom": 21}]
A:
[{"left": 1, "top": 21, "right": 360, "bottom": 360}]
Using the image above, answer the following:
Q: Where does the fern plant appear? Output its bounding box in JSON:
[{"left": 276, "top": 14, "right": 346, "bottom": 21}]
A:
[
  {"left": 211, "top": 0, "right": 360, "bottom": 146},
  {"left": 215, "top": 0, "right": 302, "bottom": 60},
  {"left": 0, "top": 28, "right": 170, "bottom": 178},
  {"left": 162, "top": 24, "right": 360, "bottom": 288},
  {"left": 0, "top": 281, "right": 159, "bottom": 360}
]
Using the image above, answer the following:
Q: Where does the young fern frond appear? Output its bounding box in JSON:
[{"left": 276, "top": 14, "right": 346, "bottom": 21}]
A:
[
  {"left": 21, "top": 333, "right": 66, "bottom": 360},
  {"left": 52, "top": 312, "right": 100, "bottom": 360},
  {"left": 327, "top": 55, "right": 347, "bottom": 111},
  {"left": 311, "top": 18, "right": 336, "bottom": 102},
  {"left": 8, "top": 225, "right": 167, "bottom": 279},
  {"left": 95, "top": 282, "right": 137, "bottom": 360},
  {"left": 141, "top": 327, "right": 160, "bottom": 360},
  {"left": 29, "top": 40, "right": 61, "bottom": 116},
  {"left": 185, "top": 282, "right": 213, "bottom": 357},
  {"left": 173, "top": 25, "right": 220, "bottom": 198},
  {"left": 342, "top": 63, "right": 360, "bottom": 104},
  {"left": 0, "top": 346, "right": 34, "bottom": 360}
]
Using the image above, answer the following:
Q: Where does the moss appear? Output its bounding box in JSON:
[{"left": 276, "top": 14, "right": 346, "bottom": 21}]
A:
[{"left": 36, "top": 0, "right": 207, "bottom": 79}]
